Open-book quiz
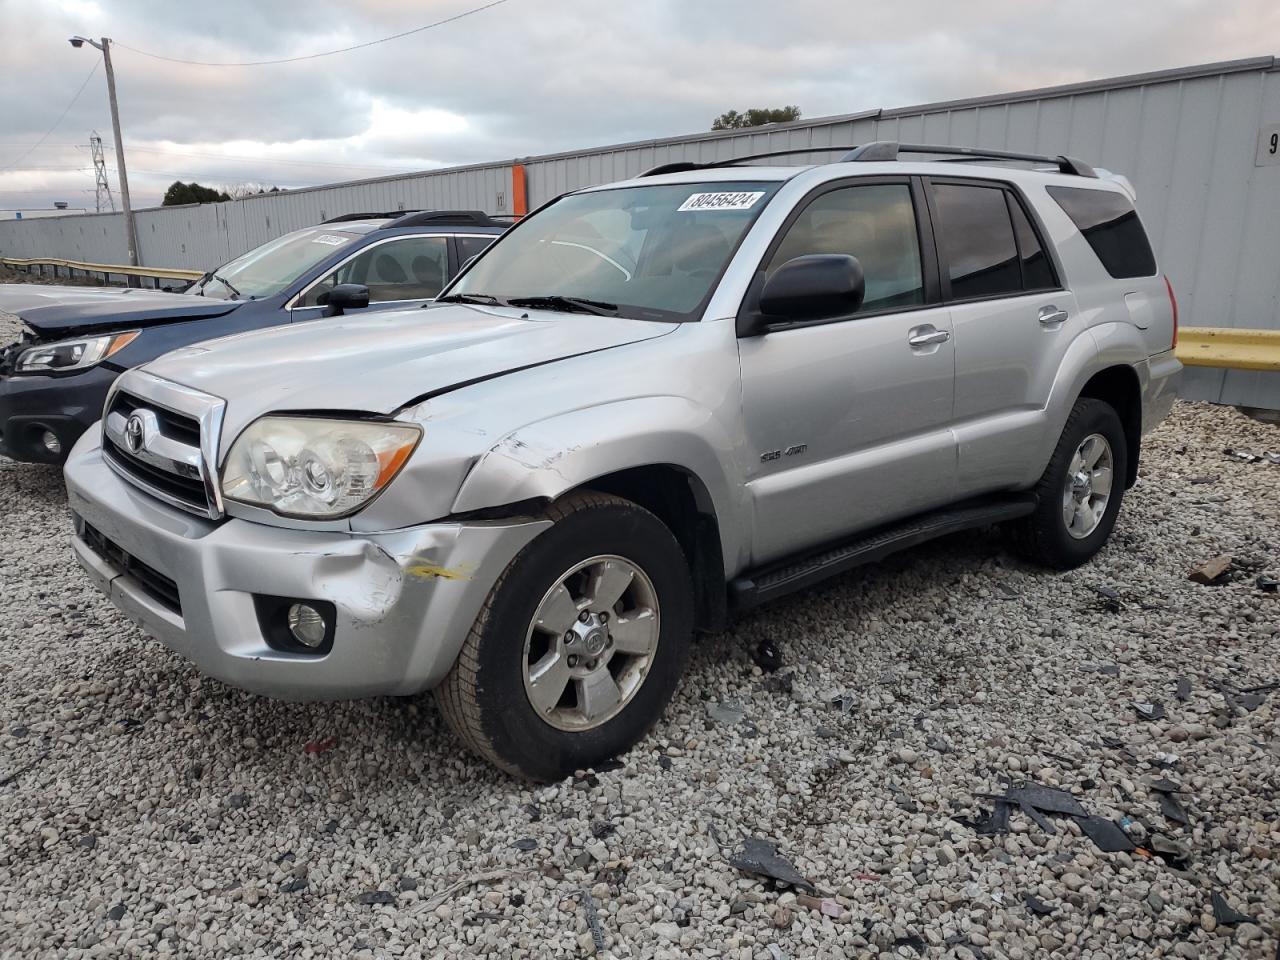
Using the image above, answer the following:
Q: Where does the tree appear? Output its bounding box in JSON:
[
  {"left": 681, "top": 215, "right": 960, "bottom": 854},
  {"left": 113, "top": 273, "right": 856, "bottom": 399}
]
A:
[
  {"left": 711, "top": 106, "right": 802, "bottom": 131},
  {"left": 161, "top": 181, "right": 231, "bottom": 206},
  {"left": 226, "top": 182, "right": 282, "bottom": 200}
]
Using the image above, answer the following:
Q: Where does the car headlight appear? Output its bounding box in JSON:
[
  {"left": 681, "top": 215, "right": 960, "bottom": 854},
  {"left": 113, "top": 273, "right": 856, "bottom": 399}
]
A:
[
  {"left": 15, "top": 330, "right": 140, "bottom": 374},
  {"left": 221, "top": 416, "right": 421, "bottom": 519}
]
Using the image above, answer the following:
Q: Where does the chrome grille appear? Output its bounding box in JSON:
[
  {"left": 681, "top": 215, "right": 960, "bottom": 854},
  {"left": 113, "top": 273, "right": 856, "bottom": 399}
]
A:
[{"left": 101, "top": 372, "right": 226, "bottom": 520}]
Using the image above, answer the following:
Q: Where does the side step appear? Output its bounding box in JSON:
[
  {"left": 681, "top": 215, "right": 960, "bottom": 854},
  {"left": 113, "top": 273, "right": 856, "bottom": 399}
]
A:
[{"left": 729, "top": 494, "right": 1037, "bottom": 613}]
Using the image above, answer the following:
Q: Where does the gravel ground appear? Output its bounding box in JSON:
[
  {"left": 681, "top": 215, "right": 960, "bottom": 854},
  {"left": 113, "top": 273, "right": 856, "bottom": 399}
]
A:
[{"left": 2, "top": 303, "right": 1279, "bottom": 959}]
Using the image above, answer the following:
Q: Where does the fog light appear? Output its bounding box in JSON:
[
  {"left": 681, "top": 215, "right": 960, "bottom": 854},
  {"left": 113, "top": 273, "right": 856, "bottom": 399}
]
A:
[
  {"left": 41, "top": 430, "right": 62, "bottom": 456},
  {"left": 287, "top": 603, "right": 327, "bottom": 648}
]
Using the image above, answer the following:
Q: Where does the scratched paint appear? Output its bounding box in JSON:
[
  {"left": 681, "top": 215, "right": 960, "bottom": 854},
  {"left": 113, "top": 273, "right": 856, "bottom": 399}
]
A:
[{"left": 404, "top": 557, "right": 476, "bottom": 581}]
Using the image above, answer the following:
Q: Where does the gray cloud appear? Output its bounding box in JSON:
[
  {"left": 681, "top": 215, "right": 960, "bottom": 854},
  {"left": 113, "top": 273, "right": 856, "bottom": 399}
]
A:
[{"left": 1, "top": 0, "right": 1276, "bottom": 210}]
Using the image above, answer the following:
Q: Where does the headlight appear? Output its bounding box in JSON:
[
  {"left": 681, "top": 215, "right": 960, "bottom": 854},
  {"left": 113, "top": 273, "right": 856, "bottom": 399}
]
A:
[
  {"left": 221, "top": 416, "right": 421, "bottom": 519},
  {"left": 15, "top": 330, "right": 140, "bottom": 374}
]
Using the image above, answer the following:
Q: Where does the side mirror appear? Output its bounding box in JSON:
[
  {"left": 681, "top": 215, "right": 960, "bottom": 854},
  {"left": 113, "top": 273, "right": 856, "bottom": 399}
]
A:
[
  {"left": 325, "top": 283, "right": 370, "bottom": 316},
  {"left": 738, "top": 254, "right": 865, "bottom": 336}
]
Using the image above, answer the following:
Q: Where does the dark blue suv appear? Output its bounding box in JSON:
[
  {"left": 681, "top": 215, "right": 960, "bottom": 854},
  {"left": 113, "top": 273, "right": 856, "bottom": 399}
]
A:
[{"left": 0, "top": 210, "right": 505, "bottom": 463}]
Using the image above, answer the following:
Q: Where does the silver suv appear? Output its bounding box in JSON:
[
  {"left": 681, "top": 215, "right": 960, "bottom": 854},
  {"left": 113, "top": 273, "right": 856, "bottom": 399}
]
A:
[{"left": 63, "top": 142, "right": 1181, "bottom": 780}]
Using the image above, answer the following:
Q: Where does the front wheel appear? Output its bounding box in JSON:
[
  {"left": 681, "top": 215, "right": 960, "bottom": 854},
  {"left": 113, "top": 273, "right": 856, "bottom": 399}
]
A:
[
  {"left": 1011, "top": 397, "right": 1129, "bottom": 570},
  {"left": 435, "top": 491, "right": 694, "bottom": 781}
]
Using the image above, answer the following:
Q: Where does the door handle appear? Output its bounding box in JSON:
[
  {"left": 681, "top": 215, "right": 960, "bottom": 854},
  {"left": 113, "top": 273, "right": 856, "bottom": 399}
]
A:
[
  {"left": 907, "top": 327, "right": 951, "bottom": 347},
  {"left": 1039, "top": 305, "right": 1069, "bottom": 325}
]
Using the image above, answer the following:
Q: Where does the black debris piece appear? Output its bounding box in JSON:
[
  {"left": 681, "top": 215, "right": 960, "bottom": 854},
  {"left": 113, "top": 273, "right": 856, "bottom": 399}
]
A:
[
  {"left": 752, "top": 639, "right": 784, "bottom": 673},
  {"left": 1210, "top": 891, "right": 1252, "bottom": 926},
  {"left": 1077, "top": 816, "right": 1136, "bottom": 853},
  {"left": 971, "top": 800, "right": 1013, "bottom": 836},
  {"left": 1156, "top": 792, "right": 1191, "bottom": 826},
  {"left": 1100, "top": 736, "right": 1126, "bottom": 750},
  {"left": 1023, "top": 893, "right": 1055, "bottom": 916},
  {"left": 1149, "top": 834, "right": 1192, "bottom": 868},
  {"left": 591, "top": 821, "right": 616, "bottom": 840},
  {"left": 993, "top": 582, "right": 1020, "bottom": 600},
  {"left": 322, "top": 819, "right": 339, "bottom": 834},
  {"left": 1092, "top": 584, "right": 1123, "bottom": 612},
  {"left": 1019, "top": 802, "right": 1056, "bottom": 835},
  {"left": 888, "top": 783, "right": 919, "bottom": 814},
  {"left": 1175, "top": 678, "right": 1192, "bottom": 701},
  {"left": 1236, "top": 692, "right": 1267, "bottom": 712},
  {"left": 1146, "top": 777, "right": 1183, "bottom": 794},
  {"left": 356, "top": 890, "right": 395, "bottom": 906},
  {"left": 926, "top": 734, "right": 953, "bottom": 754},
  {"left": 577, "top": 888, "right": 607, "bottom": 955},
  {"left": 107, "top": 904, "right": 126, "bottom": 921},
  {"left": 78, "top": 834, "right": 97, "bottom": 849},
  {"left": 894, "top": 934, "right": 926, "bottom": 955},
  {"left": 593, "top": 758, "right": 624, "bottom": 773},
  {"left": 1133, "top": 701, "right": 1166, "bottom": 722},
  {"left": 10, "top": 725, "right": 27, "bottom": 738},
  {"left": 522, "top": 803, "right": 541, "bottom": 821},
  {"left": 829, "top": 693, "right": 857, "bottom": 714},
  {"left": 511, "top": 838, "right": 538, "bottom": 851},
  {"left": 1098, "top": 664, "right": 1120, "bottom": 676},
  {"left": 398, "top": 876, "right": 418, "bottom": 892},
  {"left": 764, "top": 671, "right": 794, "bottom": 695},
  {"left": 1257, "top": 575, "right": 1279, "bottom": 593},
  {"left": 280, "top": 878, "right": 308, "bottom": 894},
  {"left": 1003, "top": 784, "right": 1089, "bottom": 818},
  {"left": 658, "top": 755, "right": 673, "bottom": 771},
  {"left": 728, "top": 838, "right": 816, "bottom": 893}
]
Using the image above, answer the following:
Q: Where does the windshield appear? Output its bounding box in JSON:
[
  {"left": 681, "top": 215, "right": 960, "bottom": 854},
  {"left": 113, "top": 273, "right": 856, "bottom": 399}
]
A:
[
  {"left": 446, "top": 180, "right": 782, "bottom": 321},
  {"left": 190, "top": 227, "right": 359, "bottom": 300}
]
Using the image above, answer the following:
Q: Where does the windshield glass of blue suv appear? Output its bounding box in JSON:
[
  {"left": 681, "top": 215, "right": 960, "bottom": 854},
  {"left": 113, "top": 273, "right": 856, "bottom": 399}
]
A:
[
  {"left": 448, "top": 181, "right": 783, "bottom": 321},
  {"left": 188, "top": 227, "right": 359, "bottom": 300}
]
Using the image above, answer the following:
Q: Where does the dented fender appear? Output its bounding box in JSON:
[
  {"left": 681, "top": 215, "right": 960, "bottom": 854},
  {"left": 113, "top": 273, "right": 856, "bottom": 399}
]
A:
[{"left": 451, "top": 396, "right": 750, "bottom": 575}]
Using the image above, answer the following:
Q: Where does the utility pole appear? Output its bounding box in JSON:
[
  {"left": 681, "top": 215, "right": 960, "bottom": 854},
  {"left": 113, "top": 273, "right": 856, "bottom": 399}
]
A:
[
  {"left": 70, "top": 36, "right": 139, "bottom": 266},
  {"left": 90, "top": 132, "right": 114, "bottom": 213}
]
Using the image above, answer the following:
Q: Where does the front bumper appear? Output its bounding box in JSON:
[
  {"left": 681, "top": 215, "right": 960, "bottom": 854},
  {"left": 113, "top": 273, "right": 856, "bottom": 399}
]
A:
[
  {"left": 0, "top": 364, "right": 117, "bottom": 463},
  {"left": 64, "top": 431, "right": 550, "bottom": 700}
]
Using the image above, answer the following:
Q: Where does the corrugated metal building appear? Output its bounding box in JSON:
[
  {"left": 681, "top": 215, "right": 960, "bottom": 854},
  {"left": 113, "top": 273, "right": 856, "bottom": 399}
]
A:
[{"left": 2, "top": 56, "right": 1277, "bottom": 406}]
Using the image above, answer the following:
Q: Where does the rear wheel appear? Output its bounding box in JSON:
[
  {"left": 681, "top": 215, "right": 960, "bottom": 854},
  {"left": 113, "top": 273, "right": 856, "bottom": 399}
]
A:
[
  {"left": 1011, "top": 397, "right": 1128, "bottom": 569},
  {"left": 435, "top": 491, "right": 694, "bottom": 781}
]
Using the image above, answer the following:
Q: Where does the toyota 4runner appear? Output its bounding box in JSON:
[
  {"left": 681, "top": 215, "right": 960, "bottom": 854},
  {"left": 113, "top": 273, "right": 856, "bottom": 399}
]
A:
[{"left": 63, "top": 142, "right": 1181, "bottom": 780}]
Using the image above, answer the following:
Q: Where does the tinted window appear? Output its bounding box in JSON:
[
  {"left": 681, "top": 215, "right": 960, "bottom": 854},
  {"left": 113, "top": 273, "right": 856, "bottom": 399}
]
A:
[
  {"left": 300, "top": 235, "right": 449, "bottom": 307},
  {"left": 1047, "top": 185, "right": 1156, "bottom": 278},
  {"left": 1008, "top": 197, "right": 1057, "bottom": 290},
  {"left": 458, "top": 234, "right": 494, "bottom": 266},
  {"left": 768, "top": 184, "right": 924, "bottom": 313},
  {"left": 933, "top": 184, "right": 1021, "bottom": 299}
]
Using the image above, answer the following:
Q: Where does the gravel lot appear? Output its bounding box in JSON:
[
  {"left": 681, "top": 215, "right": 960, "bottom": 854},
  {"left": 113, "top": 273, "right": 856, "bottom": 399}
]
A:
[{"left": 2, "top": 301, "right": 1279, "bottom": 959}]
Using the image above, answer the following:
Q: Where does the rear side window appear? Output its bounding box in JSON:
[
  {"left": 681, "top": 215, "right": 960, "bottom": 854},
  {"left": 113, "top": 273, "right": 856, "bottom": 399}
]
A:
[
  {"left": 1008, "top": 198, "right": 1057, "bottom": 290},
  {"left": 932, "top": 184, "right": 1022, "bottom": 299},
  {"left": 1046, "top": 185, "right": 1156, "bottom": 279},
  {"left": 458, "top": 234, "right": 494, "bottom": 265}
]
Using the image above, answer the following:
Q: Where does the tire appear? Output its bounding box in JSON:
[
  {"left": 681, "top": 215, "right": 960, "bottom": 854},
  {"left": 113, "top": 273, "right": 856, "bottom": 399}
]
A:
[
  {"left": 1011, "top": 397, "right": 1129, "bottom": 570},
  {"left": 434, "top": 491, "right": 694, "bottom": 781}
]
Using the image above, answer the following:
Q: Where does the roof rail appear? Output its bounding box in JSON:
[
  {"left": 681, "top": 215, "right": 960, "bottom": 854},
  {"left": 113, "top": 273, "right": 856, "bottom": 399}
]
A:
[
  {"left": 380, "top": 210, "right": 505, "bottom": 229},
  {"left": 641, "top": 146, "right": 861, "bottom": 177},
  {"left": 843, "top": 141, "right": 1097, "bottom": 177},
  {"left": 322, "top": 210, "right": 415, "bottom": 223},
  {"left": 639, "top": 142, "right": 1096, "bottom": 178}
]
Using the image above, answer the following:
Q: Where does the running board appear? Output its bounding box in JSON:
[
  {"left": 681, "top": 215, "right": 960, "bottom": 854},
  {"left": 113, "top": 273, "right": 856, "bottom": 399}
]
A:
[{"left": 729, "top": 494, "right": 1037, "bottom": 612}]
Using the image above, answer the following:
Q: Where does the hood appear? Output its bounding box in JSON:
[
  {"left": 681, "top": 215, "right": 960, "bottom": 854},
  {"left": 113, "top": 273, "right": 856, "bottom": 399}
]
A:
[
  {"left": 0, "top": 283, "right": 241, "bottom": 338},
  {"left": 145, "top": 303, "right": 677, "bottom": 428}
]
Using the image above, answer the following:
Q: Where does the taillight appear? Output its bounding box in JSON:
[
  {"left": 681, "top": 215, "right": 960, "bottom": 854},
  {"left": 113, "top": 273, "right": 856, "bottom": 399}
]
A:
[{"left": 1165, "top": 275, "right": 1178, "bottom": 349}]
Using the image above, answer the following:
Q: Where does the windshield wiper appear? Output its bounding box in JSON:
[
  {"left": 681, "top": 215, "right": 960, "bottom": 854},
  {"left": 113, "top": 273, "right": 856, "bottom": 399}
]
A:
[
  {"left": 435, "top": 292, "right": 508, "bottom": 306},
  {"left": 211, "top": 273, "right": 243, "bottom": 300},
  {"left": 506, "top": 295, "right": 619, "bottom": 317}
]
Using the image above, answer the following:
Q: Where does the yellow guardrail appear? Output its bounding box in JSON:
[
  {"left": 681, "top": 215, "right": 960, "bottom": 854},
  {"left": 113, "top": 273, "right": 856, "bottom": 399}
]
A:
[
  {"left": 1177, "top": 327, "right": 1280, "bottom": 372},
  {"left": 1, "top": 256, "right": 203, "bottom": 282}
]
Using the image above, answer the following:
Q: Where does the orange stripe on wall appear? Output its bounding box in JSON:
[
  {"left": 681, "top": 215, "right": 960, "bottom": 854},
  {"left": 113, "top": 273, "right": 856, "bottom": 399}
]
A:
[{"left": 511, "top": 163, "right": 528, "bottom": 218}]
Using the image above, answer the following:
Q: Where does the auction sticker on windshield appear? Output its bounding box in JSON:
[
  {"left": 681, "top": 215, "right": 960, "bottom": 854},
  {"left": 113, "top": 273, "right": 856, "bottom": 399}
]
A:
[
  {"left": 678, "top": 191, "right": 765, "bottom": 212},
  {"left": 311, "top": 235, "right": 350, "bottom": 246}
]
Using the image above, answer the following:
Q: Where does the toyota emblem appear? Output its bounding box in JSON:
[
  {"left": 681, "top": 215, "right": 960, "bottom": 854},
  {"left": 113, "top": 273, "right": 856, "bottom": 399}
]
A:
[{"left": 124, "top": 413, "right": 145, "bottom": 453}]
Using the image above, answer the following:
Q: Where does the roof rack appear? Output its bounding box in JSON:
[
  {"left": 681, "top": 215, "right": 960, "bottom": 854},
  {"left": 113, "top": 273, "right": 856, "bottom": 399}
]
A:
[
  {"left": 640, "top": 141, "right": 1096, "bottom": 178},
  {"left": 380, "top": 210, "right": 506, "bottom": 229},
  {"left": 322, "top": 211, "right": 411, "bottom": 223}
]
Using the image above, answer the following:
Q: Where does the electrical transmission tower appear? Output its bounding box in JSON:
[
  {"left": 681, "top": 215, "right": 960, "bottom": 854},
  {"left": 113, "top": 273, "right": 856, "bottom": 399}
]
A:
[{"left": 90, "top": 132, "right": 115, "bottom": 213}]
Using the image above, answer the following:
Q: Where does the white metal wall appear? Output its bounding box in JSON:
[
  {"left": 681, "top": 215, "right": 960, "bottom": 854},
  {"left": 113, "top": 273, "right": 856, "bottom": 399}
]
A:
[{"left": 2, "top": 57, "right": 1277, "bottom": 406}]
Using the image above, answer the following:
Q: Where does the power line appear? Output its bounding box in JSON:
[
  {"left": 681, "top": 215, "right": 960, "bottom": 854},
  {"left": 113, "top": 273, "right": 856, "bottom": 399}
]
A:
[
  {"left": 113, "top": 0, "right": 512, "bottom": 67},
  {"left": 0, "top": 61, "right": 101, "bottom": 172}
]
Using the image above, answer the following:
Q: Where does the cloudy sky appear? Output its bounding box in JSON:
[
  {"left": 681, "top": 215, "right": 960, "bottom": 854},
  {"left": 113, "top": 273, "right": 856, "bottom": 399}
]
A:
[{"left": 1, "top": 0, "right": 1276, "bottom": 210}]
